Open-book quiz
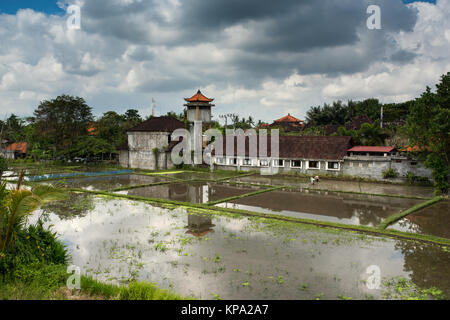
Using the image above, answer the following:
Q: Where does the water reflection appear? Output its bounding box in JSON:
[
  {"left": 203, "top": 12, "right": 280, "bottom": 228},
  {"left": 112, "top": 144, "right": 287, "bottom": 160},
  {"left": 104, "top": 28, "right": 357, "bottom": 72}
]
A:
[
  {"left": 186, "top": 214, "right": 215, "bottom": 237},
  {"left": 390, "top": 201, "right": 450, "bottom": 239},
  {"left": 29, "top": 193, "right": 450, "bottom": 300},
  {"left": 124, "top": 182, "right": 264, "bottom": 204},
  {"left": 217, "top": 188, "right": 422, "bottom": 227}
]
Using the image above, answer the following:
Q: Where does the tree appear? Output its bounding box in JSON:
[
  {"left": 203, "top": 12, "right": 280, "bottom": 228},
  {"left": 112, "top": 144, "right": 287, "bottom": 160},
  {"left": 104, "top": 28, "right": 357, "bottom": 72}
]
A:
[
  {"left": 71, "top": 135, "right": 114, "bottom": 159},
  {"left": 358, "top": 121, "right": 386, "bottom": 146},
  {"left": 406, "top": 72, "right": 450, "bottom": 195},
  {"left": 33, "top": 95, "right": 94, "bottom": 158},
  {"left": 123, "top": 109, "right": 143, "bottom": 129},
  {"left": 0, "top": 114, "right": 25, "bottom": 142},
  {"left": 97, "top": 111, "right": 125, "bottom": 148},
  {"left": 0, "top": 157, "right": 7, "bottom": 178}
]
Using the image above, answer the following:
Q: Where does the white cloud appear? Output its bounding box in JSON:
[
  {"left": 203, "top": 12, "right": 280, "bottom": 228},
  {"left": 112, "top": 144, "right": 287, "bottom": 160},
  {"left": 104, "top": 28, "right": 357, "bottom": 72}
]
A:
[{"left": 0, "top": 0, "right": 448, "bottom": 123}]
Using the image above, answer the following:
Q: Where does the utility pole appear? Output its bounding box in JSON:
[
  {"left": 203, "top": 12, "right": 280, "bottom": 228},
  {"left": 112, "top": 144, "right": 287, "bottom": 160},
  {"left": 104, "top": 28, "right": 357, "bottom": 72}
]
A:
[{"left": 380, "top": 105, "right": 383, "bottom": 128}]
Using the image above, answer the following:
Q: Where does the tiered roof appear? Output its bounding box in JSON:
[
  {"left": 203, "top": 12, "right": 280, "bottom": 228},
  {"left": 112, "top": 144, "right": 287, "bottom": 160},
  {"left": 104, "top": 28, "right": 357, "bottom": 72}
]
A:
[{"left": 184, "top": 90, "right": 214, "bottom": 103}]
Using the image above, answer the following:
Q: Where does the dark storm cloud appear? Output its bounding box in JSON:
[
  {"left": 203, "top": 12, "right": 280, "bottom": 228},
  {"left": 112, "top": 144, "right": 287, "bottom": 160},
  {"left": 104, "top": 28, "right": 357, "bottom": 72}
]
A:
[{"left": 72, "top": 0, "right": 420, "bottom": 91}]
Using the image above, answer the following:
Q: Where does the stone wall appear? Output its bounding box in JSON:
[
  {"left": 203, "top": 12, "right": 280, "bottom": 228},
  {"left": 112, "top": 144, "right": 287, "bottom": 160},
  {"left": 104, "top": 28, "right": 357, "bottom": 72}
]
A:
[
  {"left": 126, "top": 132, "right": 170, "bottom": 170},
  {"left": 342, "top": 157, "right": 433, "bottom": 181},
  {"left": 213, "top": 156, "right": 433, "bottom": 182},
  {"left": 119, "top": 150, "right": 129, "bottom": 168}
]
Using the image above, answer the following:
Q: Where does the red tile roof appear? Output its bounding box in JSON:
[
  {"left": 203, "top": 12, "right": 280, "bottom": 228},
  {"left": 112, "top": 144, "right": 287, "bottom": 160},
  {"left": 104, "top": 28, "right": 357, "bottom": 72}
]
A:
[
  {"left": 184, "top": 90, "right": 214, "bottom": 103},
  {"left": 127, "top": 116, "right": 185, "bottom": 133},
  {"left": 213, "top": 136, "right": 353, "bottom": 160},
  {"left": 6, "top": 142, "right": 28, "bottom": 154},
  {"left": 274, "top": 114, "right": 303, "bottom": 123},
  {"left": 348, "top": 146, "right": 396, "bottom": 153}
]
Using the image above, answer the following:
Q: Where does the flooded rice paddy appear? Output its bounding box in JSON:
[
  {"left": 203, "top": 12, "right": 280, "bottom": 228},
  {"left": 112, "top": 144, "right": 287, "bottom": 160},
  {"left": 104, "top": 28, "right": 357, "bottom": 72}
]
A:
[
  {"left": 231, "top": 175, "right": 434, "bottom": 198},
  {"left": 216, "top": 188, "right": 423, "bottom": 227},
  {"left": 390, "top": 201, "right": 450, "bottom": 240},
  {"left": 33, "top": 193, "right": 450, "bottom": 300},
  {"left": 115, "top": 182, "right": 267, "bottom": 204},
  {"left": 52, "top": 174, "right": 171, "bottom": 191}
]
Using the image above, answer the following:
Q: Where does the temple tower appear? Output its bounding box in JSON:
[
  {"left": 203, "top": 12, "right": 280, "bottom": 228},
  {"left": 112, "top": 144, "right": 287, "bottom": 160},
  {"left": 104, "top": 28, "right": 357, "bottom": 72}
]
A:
[{"left": 184, "top": 90, "right": 215, "bottom": 125}]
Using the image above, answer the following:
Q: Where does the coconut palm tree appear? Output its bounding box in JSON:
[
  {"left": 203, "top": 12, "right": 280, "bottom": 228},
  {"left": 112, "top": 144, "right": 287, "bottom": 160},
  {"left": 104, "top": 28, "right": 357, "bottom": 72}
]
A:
[{"left": 0, "top": 181, "right": 65, "bottom": 253}]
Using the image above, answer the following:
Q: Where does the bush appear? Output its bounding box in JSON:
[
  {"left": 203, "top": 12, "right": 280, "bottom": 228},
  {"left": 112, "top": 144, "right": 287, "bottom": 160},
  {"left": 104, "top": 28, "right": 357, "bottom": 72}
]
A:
[
  {"left": 0, "top": 220, "right": 68, "bottom": 280},
  {"left": 382, "top": 168, "right": 399, "bottom": 179},
  {"left": 406, "top": 172, "right": 431, "bottom": 185},
  {"left": 0, "top": 156, "right": 7, "bottom": 177}
]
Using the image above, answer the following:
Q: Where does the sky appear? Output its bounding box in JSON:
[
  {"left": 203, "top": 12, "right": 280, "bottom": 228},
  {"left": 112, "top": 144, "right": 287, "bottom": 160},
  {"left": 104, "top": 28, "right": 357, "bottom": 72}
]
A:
[{"left": 0, "top": 0, "right": 448, "bottom": 123}]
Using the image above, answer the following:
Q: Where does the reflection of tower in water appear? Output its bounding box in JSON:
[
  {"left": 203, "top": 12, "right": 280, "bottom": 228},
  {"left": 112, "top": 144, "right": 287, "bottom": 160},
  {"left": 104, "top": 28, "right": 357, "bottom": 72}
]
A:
[{"left": 186, "top": 214, "right": 215, "bottom": 237}]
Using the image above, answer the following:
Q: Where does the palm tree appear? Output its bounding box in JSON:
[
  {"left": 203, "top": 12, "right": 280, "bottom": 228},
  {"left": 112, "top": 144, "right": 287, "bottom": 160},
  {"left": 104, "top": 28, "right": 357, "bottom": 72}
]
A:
[{"left": 0, "top": 181, "right": 65, "bottom": 253}]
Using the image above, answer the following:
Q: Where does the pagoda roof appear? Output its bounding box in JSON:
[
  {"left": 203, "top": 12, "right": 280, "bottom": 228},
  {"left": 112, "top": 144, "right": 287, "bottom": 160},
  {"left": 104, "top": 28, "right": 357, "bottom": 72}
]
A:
[
  {"left": 184, "top": 90, "right": 214, "bottom": 103},
  {"left": 274, "top": 114, "right": 303, "bottom": 123}
]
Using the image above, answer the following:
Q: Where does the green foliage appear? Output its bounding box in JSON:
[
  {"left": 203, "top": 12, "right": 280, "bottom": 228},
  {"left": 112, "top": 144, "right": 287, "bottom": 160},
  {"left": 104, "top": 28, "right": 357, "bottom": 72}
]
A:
[
  {"left": 406, "top": 72, "right": 450, "bottom": 194},
  {"left": 0, "top": 156, "right": 8, "bottom": 177},
  {"left": 405, "top": 172, "right": 430, "bottom": 185},
  {"left": 306, "top": 99, "right": 386, "bottom": 126},
  {"left": 425, "top": 153, "right": 449, "bottom": 195},
  {"left": 71, "top": 135, "right": 114, "bottom": 158},
  {"left": 118, "top": 281, "right": 188, "bottom": 300},
  {"left": 33, "top": 95, "right": 94, "bottom": 157},
  {"left": 382, "top": 168, "right": 398, "bottom": 179},
  {"left": 382, "top": 276, "right": 445, "bottom": 300},
  {"left": 0, "top": 183, "right": 66, "bottom": 252},
  {"left": 0, "top": 220, "right": 68, "bottom": 279},
  {"left": 0, "top": 114, "right": 26, "bottom": 142}
]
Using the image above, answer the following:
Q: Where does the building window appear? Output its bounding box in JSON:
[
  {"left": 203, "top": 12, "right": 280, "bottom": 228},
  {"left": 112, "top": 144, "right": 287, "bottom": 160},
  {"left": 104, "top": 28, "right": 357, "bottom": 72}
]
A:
[
  {"left": 216, "top": 157, "right": 225, "bottom": 165},
  {"left": 308, "top": 161, "right": 320, "bottom": 169},
  {"left": 410, "top": 162, "right": 417, "bottom": 166},
  {"left": 229, "top": 158, "right": 237, "bottom": 166},
  {"left": 273, "top": 159, "right": 284, "bottom": 167},
  {"left": 259, "top": 159, "right": 269, "bottom": 167},
  {"left": 291, "top": 160, "right": 302, "bottom": 168},
  {"left": 395, "top": 160, "right": 402, "bottom": 163},
  {"left": 242, "top": 158, "right": 252, "bottom": 166},
  {"left": 327, "top": 161, "right": 340, "bottom": 171}
]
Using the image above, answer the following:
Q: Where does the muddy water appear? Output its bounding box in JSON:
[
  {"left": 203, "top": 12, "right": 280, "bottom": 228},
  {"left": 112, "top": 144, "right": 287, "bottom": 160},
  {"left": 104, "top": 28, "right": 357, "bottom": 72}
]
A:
[
  {"left": 231, "top": 175, "right": 434, "bottom": 198},
  {"left": 48, "top": 174, "right": 170, "bottom": 191},
  {"left": 116, "top": 182, "right": 266, "bottom": 204},
  {"left": 33, "top": 194, "right": 450, "bottom": 300},
  {"left": 390, "top": 201, "right": 450, "bottom": 239},
  {"left": 216, "top": 188, "right": 422, "bottom": 227}
]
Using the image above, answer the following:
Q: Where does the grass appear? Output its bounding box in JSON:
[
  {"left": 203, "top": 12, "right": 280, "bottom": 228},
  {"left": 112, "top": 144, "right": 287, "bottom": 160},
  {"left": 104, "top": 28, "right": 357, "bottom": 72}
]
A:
[
  {"left": 80, "top": 277, "right": 192, "bottom": 300},
  {"left": 377, "top": 196, "right": 444, "bottom": 229}
]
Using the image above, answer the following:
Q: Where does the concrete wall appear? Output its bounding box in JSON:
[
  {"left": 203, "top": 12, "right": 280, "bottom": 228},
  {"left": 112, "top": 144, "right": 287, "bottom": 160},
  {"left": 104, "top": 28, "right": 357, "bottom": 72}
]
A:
[
  {"left": 342, "top": 157, "right": 432, "bottom": 181},
  {"left": 127, "top": 132, "right": 170, "bottom": 170},
  {"left": 213, "top": 156, "right": 433, "bottom": 181},
  {"left": 119, "top": 150, "right": 129, "bottom": 168},
  {"left": 187, "top": 108, "right": 211, "bottom": 123},
  {"left": 214, "top": 158, "right": 343, "bottom": 177}
]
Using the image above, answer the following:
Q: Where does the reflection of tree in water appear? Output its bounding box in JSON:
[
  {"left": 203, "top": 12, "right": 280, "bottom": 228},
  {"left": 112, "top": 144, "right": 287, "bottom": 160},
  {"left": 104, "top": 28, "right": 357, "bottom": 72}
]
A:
[
  {"left": 41, "top": 192, "right": 95, "bottom": 219},
  {"left": 186, "top": 213, "right": 215, "bottom": 238},
  {"left": 395, "top": 202, "right": 450, "bottom": 240},
  {"left": 351, "top": 208, "right": 383, "bottom": 226},
  {"left": 395, "top": 240, "right": 450, "bottom": 298}
]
